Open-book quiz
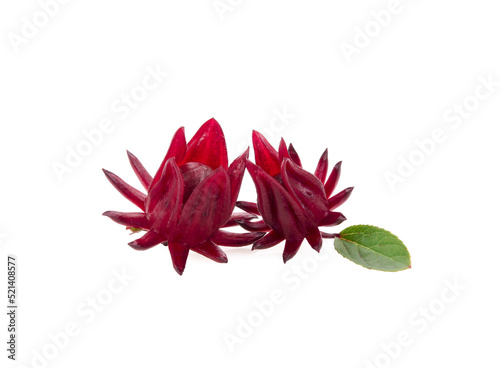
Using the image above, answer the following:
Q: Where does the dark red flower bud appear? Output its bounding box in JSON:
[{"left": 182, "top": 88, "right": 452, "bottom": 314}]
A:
[
  {"left": 103, "top": 119, "right": 262, "bottom": 275},
  {"left": 238, "top": 132, "right": 353, "bottom": 262}
]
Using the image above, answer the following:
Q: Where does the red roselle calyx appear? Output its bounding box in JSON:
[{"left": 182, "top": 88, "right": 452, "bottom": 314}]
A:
[
  {"left": 102, "top": 119, "right": 264, "bottom": 275},
  {"left": 236, "top": 131, "right": 354, "bottom": 263}
]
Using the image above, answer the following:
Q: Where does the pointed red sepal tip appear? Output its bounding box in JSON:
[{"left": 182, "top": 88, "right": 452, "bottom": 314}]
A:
[
  {"left": 128, "top": 230, "right": 165, "bottom": 251},
  {"left": 314, "top": 149, "right": 329, "bottom": 184},
  {"left": 306, "top": 227, "right": 323, "bottom": 252},
  {"left": 241, "top": 147, "right": 250, "bottom": 159},
  {"left": 212, "top": 230, "right": 266, "bottom": 247},
  {"left": 102, "top": 169, "right": 146, "bottom": 211},
  {"left": 252, "top": 130, "right": 281, "bottom": 177},
  {"left": 252, "top": 231, "right": 284, "bottom": 250},
  {"left": 235, "top": 219, "right": 271, "bottom": 232},
  {"left": 183, "top": 118, "right": 228, "bottom": 170},
  {"left": 283, "top": 239, "right": 303, "bottom": 263},
  {"left": 126, "top": 150, "right": 153, "bottom": 190},
  {"left": 278, "top": 138, "right": 290, "bottom": 163},
  {"left": 103, "top": 211, "right": 150, "bottom": 229},
  {"left": 235, "top": 201, "right": 260, "bottom": 215},
  {"left": 319, "top": 211, "right": 347, "bottom": 227},
  {"left": 192, "top": 240, "right": 228, "bottom": 263},
  {"left": 324, "top": 161, "right": 342, "bottom": 198},
  {"left": 166, "top": 126, "right": 187, "bottom": 164},
  {"left": 148, "top": 128, "right": 186, "bottom": 191},
  {"left": 288, "top": 143, "right": 302, "bottom": 167},
  {"left": 328, "top": 187, "right": 354, "bottom": 210},
  {"left": 168, "top": 242, "right": 190, "bottom": 275},
  {"left": 228, "top": 147, "right": 250, "bottom": 208},
  {"left": 222, "top": 212, "right": 257, "bottom": 227}
]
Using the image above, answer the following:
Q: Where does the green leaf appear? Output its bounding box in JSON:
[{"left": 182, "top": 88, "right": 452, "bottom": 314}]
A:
[{"left": 334, "top": 225, "right": 411, "bottom": 272}]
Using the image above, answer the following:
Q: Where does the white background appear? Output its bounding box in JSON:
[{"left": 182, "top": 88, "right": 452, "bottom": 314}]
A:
[{"left": 1, "top": 1, "right": 499, "bottom": 367}]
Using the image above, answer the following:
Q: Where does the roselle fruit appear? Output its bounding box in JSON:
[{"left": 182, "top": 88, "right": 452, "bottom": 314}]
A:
[
  {"left": 236, "top": 131, "right": 354, "bottom": 263},
  {"left": 102, "top": 119, "right": 263, "bottom": 275}
]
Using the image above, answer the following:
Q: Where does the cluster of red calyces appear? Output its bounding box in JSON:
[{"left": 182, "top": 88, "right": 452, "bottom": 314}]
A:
[
  {"left": 103, "top": 119, "right": 264, "bottom": 275},
  {"left": 236, "top": 131, "right": 353, "bottom": 263},
  {"left": 103, "top": 119, "right": 353, "bottom": 274}
]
